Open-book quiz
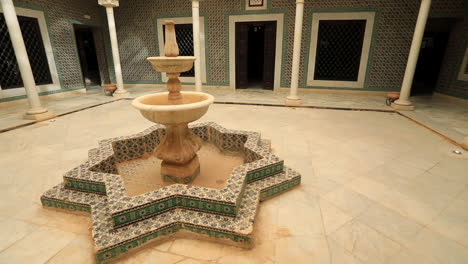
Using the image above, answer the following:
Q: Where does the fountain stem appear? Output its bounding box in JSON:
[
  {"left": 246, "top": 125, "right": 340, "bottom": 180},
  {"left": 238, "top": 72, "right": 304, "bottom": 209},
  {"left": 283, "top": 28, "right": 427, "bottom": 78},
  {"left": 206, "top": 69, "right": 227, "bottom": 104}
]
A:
[
  {"left": 134, "top": 20, "right": 213, "bottom": 184},
  {"left": 167, "top": 73, "right": 183, "bottom": 104},
  {"left": 164, "top": 21, "right": 179, "bottom": 57},
  {"left": 164, "top": 21, "right": 184, "bottom": 105}
]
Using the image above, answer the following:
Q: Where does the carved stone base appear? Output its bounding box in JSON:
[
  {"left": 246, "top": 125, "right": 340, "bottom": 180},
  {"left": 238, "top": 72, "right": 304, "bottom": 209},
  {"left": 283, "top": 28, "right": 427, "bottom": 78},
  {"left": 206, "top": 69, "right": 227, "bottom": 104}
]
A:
[
  {"left": 23, "top": 110, "right": 55, "bottom": 121},
  {"left": 155, "top": 123, "right": 202, "bottom": 164},
  {"left": 161, "top": 155, "right": 200, "bottom": 184},
  {"left": 285, "top": 98, "right": 302, "bottom": 107},
  {"left": 391, "top": 102, "right": 415, "bottom": 111}
]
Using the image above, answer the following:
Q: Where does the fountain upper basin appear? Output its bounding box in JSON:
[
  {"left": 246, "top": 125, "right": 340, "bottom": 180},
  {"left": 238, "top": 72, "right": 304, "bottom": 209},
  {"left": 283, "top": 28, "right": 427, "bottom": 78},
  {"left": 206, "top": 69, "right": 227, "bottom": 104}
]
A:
[
  {"left": 147, "top": 56, "right": 196, "bottom": 73},
  {"left": 132, "top": 91, "right": 214, "bottom": 125}
]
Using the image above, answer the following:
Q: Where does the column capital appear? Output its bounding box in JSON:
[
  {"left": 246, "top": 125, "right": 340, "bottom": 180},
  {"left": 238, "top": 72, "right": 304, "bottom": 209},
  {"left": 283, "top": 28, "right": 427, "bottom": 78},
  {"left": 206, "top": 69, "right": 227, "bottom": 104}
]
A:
[
  {"left": 98, "top": 0, "right": 119, "bottom": 8},
  {"left": 296, "top": 0, "right": 305, "bottom": 4}
]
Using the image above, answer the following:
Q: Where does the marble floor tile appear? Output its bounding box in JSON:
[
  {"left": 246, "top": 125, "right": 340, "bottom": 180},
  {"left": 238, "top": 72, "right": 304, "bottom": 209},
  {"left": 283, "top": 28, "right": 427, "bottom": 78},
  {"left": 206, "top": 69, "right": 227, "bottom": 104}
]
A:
[
  {"left": 408, "top": 228, "right": 468, "bottom": 264},
  {"left": 277, "top": 198, "right": 324, "bottom": 237},
  {"left": 386, "top": 248, "right": 440, "bottom": 264},
  {"left": 428, "top": 188, "right": 468, "bottom": 248},
  {"left": 347, "top": 177, "right": 441, "bottom": 225},
  {"left": 371, "top": 170, "right": 464, "bottom": 212},
  {"left": 0, "top": 99, "right": 467, "bottom": 263},
  {"left": 116, "top": 248, "right": 184, "bottom": 264},
  {"left": 0, "top": 218, "right": 39, "bottom": 252},
  {"left": 45, "top": 235, "right": 95, "bottom": 264},
  {"left": 319, "top": 199, "right": 354, "bottom": 235},
  {"left": 428, "top": 156, "right": 468, "bottom": 184},
  {"left": 13, "top": 205, "right": 92, "bottom": 236},
  {"left": 329, "top": 220, "right": 401, "bottom": 264},
  {"left": 356, "top": 204, "right": 424, "bottom": 247},
  {"left": 322, "top": 186, "right": 374, "bottom": 218},
  {"left": 0, "top": 226, "right": 76, "bottom": 264},
  {"left": 178, "top": 259, "right": 211, "bottom": 264},
  {"left": 274, "top": 236, "right": 330, "bottom": 264},
  {"left": 169, "top": 239, "right": 224, "bottom": 261},
  {"left": 328, "top": 239, "right": 363, "bottom": 264}
]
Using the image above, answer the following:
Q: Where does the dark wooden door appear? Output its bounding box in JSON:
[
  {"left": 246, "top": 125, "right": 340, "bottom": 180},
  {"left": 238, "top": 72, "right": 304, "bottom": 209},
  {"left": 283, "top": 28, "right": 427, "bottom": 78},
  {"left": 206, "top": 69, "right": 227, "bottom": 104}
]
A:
[
  {"left": 235, "top": 23, "right": 249, "bottom": 89},
  {"left": 263, "top": 21, "right": 276, "bottom": 90}
]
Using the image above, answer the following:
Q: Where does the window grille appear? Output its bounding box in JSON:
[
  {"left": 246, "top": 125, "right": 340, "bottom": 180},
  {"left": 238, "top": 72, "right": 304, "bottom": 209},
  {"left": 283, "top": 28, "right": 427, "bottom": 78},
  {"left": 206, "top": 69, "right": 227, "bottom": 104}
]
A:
[
  {"left": 314, "top": 19, "right": 366, "bottom": 82},
  {"left": 0, "top": 14, "right": 52, "bottom": 89}
]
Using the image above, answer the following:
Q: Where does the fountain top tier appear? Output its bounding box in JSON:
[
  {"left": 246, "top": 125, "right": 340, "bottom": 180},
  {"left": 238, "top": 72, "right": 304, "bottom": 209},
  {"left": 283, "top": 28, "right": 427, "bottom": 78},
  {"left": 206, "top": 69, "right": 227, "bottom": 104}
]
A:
[{"left": 147, "top": 21, "right": 195, "bottom": 74}]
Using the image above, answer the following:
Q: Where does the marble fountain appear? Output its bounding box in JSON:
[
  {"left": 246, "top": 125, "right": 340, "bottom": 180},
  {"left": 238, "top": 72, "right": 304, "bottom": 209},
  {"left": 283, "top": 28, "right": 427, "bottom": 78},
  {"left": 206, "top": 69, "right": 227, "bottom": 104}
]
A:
[{"left": 41, "top": 21, "right": 301, "bottom": 263}]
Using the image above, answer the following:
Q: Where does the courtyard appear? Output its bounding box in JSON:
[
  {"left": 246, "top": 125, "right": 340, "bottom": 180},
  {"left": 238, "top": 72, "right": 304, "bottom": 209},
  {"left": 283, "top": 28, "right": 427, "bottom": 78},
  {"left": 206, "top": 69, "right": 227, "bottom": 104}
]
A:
[
  {"left": 0, "top": 0, "right": 467, "bottom": 262},
  {"left": 0, "top": 96, "right": 467, "bottom": 263}
]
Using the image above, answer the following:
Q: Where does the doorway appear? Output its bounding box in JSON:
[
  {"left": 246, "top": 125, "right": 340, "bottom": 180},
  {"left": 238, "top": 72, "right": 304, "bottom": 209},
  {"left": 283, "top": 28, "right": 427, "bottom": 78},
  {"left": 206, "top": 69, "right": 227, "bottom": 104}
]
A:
[
  {"left": 411, "top": 18, "right": 456, "bottom": 95},
  {"left": 74, "top": 25, "right": 101, "bottom": 89},
  {"left": 235, "top": 21, "right": 276, "bottom": 90}
]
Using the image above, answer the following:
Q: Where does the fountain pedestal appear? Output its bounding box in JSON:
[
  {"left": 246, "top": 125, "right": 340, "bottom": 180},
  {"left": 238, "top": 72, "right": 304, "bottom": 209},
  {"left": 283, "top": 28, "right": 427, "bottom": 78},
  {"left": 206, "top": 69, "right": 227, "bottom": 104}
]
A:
[
  {"left": 131, "top": 20, "right": 213, "bottom": 184},
  {"left": 156, "top": 123, "right": 202, "bottom": 183}
]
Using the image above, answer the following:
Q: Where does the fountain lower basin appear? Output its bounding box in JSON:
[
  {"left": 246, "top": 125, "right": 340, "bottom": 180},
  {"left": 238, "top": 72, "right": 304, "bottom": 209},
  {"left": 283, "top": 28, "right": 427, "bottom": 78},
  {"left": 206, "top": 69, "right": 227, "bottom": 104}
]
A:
[{"left": 132, "top": 91, "right": 214, "bottom": 183}]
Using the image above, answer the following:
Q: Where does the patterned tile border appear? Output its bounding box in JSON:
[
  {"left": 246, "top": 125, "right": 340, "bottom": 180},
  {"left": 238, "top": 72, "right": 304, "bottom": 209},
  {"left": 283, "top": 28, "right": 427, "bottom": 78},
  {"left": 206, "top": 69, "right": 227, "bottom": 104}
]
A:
[
  {"left": 40, "top": 197, "right": 91, "bottom": 213},
  {"left": 59, "top": 122, "right": 285, "bottom": 228},
  {"left": 63, "top": 177, "right": 106, "bottom": 195},
  {"left": 41, "top": 166, "right": 301, "bottom": 263},
  {"left": 41, "top": 122, "right": 301, "bottom": 263}
]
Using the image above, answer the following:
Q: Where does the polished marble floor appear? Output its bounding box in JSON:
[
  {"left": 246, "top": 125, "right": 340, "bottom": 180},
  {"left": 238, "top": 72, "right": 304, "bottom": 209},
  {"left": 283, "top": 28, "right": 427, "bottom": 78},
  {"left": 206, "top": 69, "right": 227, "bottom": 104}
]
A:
[
  {"left": 1, "top": 87, "right": 466, "bottom": 148},
  {"left": 400, "top": 95, "right": 468, "bottom": 146},
  {"left": 0, "top": 100, "right": 467, "bottom": 264}
]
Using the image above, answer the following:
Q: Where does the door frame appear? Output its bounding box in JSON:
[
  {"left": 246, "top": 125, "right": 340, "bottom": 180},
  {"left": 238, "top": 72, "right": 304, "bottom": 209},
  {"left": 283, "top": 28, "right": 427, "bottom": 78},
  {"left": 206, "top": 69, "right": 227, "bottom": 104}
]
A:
[
  {"left": 229, "top": 14, "right": 284, "bottom": 91},
  {"left": 457, "top": 45, "right": 468, "bottom": 81},
  {"left": 73, "top": 24, "right": 102, "bottom": 88}
]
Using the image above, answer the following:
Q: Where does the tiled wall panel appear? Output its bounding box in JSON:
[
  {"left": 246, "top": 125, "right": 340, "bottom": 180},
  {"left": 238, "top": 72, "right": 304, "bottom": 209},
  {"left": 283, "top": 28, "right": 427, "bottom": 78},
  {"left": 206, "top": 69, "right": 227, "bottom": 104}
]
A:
[
  {"left": 14, "top": 0, "right": 111, "bottom": 89},
  {"left": 114, "top": 0, "right": 464, "bottom": 94},
  {"left": 9, "top": 0, "right": 466, "bottom": 98}
]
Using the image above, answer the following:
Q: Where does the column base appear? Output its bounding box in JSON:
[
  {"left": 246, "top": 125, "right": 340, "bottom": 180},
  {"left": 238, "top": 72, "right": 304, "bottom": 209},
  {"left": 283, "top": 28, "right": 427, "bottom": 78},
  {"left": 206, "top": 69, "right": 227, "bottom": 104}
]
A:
[
  {"left": 23, "top": 110, "right": 55, "bottom": 121},
  {"left": 285, "top": 97, "right": 302, "bottom": 106},
  {"left": 391, "top": 102, "right": 415, "bottom": 111},
  {"left": 112, "top": 90, "right": 130, "bottom": 98}
]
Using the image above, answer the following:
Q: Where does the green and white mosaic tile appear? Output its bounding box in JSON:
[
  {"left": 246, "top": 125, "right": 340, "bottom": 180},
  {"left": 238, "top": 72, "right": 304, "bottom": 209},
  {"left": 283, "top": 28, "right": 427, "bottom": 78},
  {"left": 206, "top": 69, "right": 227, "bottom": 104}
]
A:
[{"left": 40, "top": 122, "right": 302, "bottom": 263}]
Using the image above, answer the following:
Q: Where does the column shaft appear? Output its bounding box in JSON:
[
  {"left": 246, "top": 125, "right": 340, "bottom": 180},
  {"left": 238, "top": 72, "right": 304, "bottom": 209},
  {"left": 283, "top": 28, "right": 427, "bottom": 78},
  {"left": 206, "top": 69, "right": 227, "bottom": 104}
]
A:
[
  {"left": 192, "top": 0, "right": 202, "bottom": 92},
  {"left": 105, "top": 6, "right": 128, "bottom": 97},
  {"left": 1, "top": 0, "right": 51, "bottom": 116},
  {"left": 393, "top": 0, "right": 431, "bottom": 109},
  {"left": 286, "top": 0, "right": 304, "bottom": 106}
]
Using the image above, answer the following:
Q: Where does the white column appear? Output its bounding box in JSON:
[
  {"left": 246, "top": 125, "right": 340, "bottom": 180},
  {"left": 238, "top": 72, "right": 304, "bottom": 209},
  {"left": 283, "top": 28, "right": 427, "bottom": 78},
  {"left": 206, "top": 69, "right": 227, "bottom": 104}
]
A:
[
  {"left": 99, "top": 0, "right": 129, "bottom": 98},
  {"left": 1, "top": 0, "right": 54, "bottom": 120},
  {"left": 286, "top": 0, "right": 304, "bottom": 106},
  {"left": 192, "top": 0, "right": 202, "bottom": 92},
  {"left": 392, "top": 0, "right": 431, "bottom": 110}
]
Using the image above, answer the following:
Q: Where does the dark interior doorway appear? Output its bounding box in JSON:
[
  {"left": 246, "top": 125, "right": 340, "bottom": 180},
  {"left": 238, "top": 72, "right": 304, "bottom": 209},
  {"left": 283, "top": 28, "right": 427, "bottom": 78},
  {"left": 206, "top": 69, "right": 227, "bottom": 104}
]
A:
[
  {"left": 235, "top": 21, "right": 276, "bottom": 90},
  {"left": 74, "top": 25, "right": 101, "bottom": 89},
  {"left": 411, "top": 18, "right": 456, "bottom": 95}
]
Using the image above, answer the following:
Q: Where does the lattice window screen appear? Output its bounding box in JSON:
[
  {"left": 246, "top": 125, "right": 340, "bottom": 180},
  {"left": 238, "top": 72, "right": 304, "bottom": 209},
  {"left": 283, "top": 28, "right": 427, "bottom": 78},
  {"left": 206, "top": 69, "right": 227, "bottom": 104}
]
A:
[
  {"left": 314, "top": 20, "right": 366, "bottom": 82},
  {"left": 163, "top": 23, "right": 195, "bottom": 77},
  {"left": 0, "top": 14, "right": 52, "bottom": 89}
]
